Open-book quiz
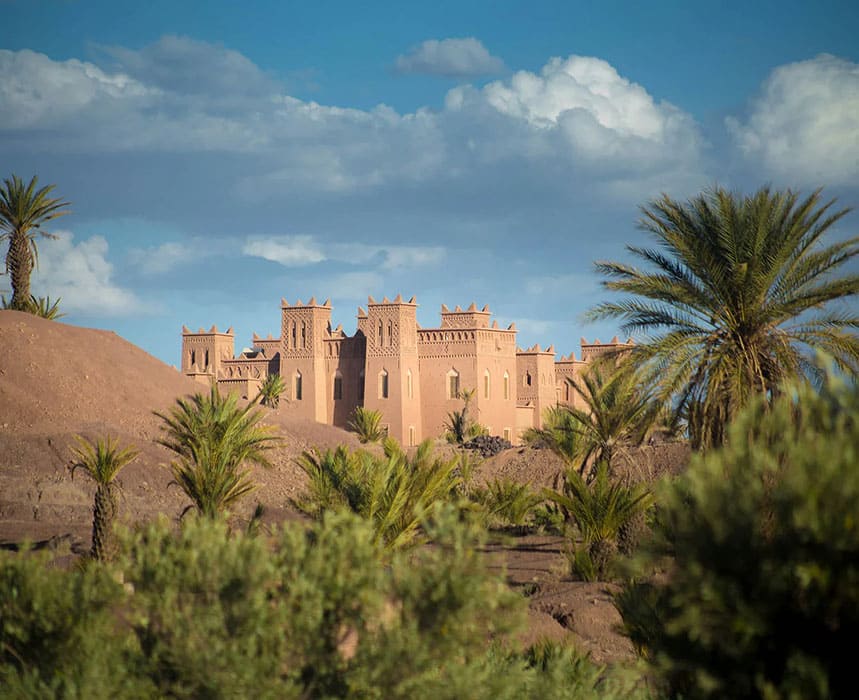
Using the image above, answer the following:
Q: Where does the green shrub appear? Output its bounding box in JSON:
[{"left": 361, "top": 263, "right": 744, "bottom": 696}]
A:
[
  {"left": 616, "top": 370, "right": 859, "bottom": 698},
  {"left": 294, "top": 439, "right": 462, "bottom": 550},
  {"left": 256, "top": 372, "right": 286, "bottom": 408},
  {"left": 348, "top": 406, "right": 386, "bottom": 443},
  {"left": 0, "top": 548, "right": 141, "bottom": 697},
  {"left": 471, "top": 478, "right": 543, "bottom": 528},
  {"left": 545, "top": 463, "right": 653, "bottom": 581}
]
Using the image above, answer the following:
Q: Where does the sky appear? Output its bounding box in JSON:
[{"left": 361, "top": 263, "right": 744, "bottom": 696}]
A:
[{"left": 1, "top": 0, "right": 858, "bottom": 366}]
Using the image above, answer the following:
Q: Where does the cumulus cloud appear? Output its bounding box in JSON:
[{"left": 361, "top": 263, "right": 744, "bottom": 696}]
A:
[
  {"left": 242, "top": 235, "right": 445, "bottom": 269},
  {"left": 727, "top": 54, "right": 859, "bottom": 187},
  {"left": 30, "top": 232, "right": 147, "bottom": 315},
  {"left": 395, "top": 37, "right": 505, "bottom": 78}
]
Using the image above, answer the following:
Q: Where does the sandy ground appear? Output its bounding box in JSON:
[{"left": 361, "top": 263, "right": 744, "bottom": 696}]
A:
[{"left": 0, "top": 311, "right": 690, "bottom": 663}]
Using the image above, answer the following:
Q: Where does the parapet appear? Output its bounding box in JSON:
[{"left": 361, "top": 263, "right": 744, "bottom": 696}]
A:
[
  {"left": 182, "top": 325, "right": 234, "bottom": 336},
  {"left": 440, "top": 302, "right": 492, "bottom": 329}
]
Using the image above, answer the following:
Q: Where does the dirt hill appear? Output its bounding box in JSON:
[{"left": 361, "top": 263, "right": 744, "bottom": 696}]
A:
[{"left": 0, "top": 311, "right": 362, "bottom": 549}]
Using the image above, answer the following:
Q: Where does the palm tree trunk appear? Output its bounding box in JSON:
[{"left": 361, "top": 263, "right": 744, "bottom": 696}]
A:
[
  {"left": 7, "top": 231, "right": 33, "bottom": 310},
  {"left": 91, "top": 484, "right": 118, "bottom": 561}
]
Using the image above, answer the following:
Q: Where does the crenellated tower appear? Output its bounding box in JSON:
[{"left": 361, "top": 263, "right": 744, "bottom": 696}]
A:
[
  {"left": 361, "top": 295, "right": 422, "bottom": 445},
  {"left": 279, "top": 297, "right": 332, "bottom": 422},
  {"left": 181, "top": 325, "right": 234, "bottom": 385}
]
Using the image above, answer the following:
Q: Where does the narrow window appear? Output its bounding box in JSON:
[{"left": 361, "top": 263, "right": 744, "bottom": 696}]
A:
[
  {"left": 407, "top": 369, "right": 413, "bottom": 399},
  {"left": 190, "top": 350, "right": 196, "bottom": 367},
  {"left": 525, "top": 371, "right": 532, "bottom": 387},
  {"left": 378, "top": 369, "right": 389, "bottom": 399},
  {"left": 447, "top": 369, "right": 460, "bottom": 400},
  {"left": 333, "top": 373, "right": 343, "bottom": 400},
  {"left": 294, "top": 371, "right": 303, "bottom": 401},
  {"left": 564, "top": 382, "right": 570, "bottom": 402},
  {"left": 483, "top": 370, "right": 491, "bottom": 399},
  {"left": 358, "top": 371, "right": 365, "bottom": 401},
  {"left": 378, "top": 320, "right": 383, "bottom": 346},
  {"left": 301, "top": 321, "right": 306, "bottom": 349},
  {"left": 408, "top": 426, "right": 416, "bottom": 447},
  {"left": 503, "top": 371, "right": 510, "bottom": 400},
  {"left": 388, "top": 321, "right": 393, "bottom": 346},
  {"left": 503, "top": 428, "right": 512, "bottom": 442},
  {"left": 204, "top": 350, "right": 209, "bottom": 368},
  {"left": 291, "top": 321, "right": 296, "bottom": 349}
]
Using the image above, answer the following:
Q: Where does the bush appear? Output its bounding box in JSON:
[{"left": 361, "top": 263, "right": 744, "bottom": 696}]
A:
[
  {"left": 348, "top": 406, "right": 386, "bottom": 443},
  {"left": 616, "top": 370, "right": 859, "bottom": 698},
  {"left": 293, "top": 439, "right": 463, "bottom": 551},
  {"left": 545, "top": 463, "right": 653, "bottom": 581},
  {"left": 470, "top": 478, "right": 543, "bottom": 528}
]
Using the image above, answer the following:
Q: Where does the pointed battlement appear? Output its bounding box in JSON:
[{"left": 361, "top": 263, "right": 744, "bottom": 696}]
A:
[{"left": 440, "top": 301, "right": 492, "bottom": 329}]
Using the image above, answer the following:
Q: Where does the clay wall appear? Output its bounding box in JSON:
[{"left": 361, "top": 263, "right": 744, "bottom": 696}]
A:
[
  {"left": 181, "top": 325, "right": 234, "bottom": 377},
  {"left": 516, "top": 347, "right": 557, "bottom": 430},
  {"left": 324, "top": 333, "right": 366, "bottom": 429}
]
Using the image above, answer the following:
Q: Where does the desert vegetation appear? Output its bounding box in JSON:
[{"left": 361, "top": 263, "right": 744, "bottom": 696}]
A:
[{"left": 2, "top": 183, "right": 857, "bottom": 697}]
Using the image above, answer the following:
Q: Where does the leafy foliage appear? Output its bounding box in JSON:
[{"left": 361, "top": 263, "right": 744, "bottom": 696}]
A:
[
  {"left": 69, "top": 435, "right": 139, "bottom": 561},
  {"left": 522, "top": 405, "right": 584, "bottom": 466},
  {"left": 293, "top": 439, "right": 462, "bottom": 551},
  {"left": 155, "top": 384, "right": 277, "bottom": 517},
  {"left": 616, "top": 368, "right": 859, "bottom": 698},
  {"left": 590, "top": 186, "right": 859, "bottom": 447},
  {"left": 1, "top": 293, "right": 65, "bottom": 319},
  {"left": 257, "top": 372, "right": 286, "bottom": 408},
  {"left": 0, "top": 174, "right": 70, "bottom": 310},
  {"left": 545, "top": 463, "right": 653, "bottom": 580},
  {"left": 348, "top": 406, "right": 386, "bottom": 443},
  {"left": 443, "top": 387, "right": 485, "bottom": 443},
  {"left": 470, "top": 478, "right": 543, "bottom": 528}
]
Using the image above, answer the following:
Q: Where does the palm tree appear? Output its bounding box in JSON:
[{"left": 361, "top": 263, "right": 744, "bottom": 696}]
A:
[
  {"left": 293, "top": 439, "right": 462, "bottom": 551},
  {"left": 155, "top": 384, "right": 278, "bottom": 518},
  {"left": 564, "top": 361, "right": 660, "bottom": 472},
  {"left": 0, "top": 175, "right": 70, "bottom": 310},
  {"left": 257, "top": 373, "right": 286, "bottom": 408},
  {"left": 590, "top": 186, "right": 859, "bottom": 448},
  {"left": 348, "top": 406, "right": 386, "bottom": 443},
  {"left": 69, "top": 436, "right": 139, "bottom": 561}
]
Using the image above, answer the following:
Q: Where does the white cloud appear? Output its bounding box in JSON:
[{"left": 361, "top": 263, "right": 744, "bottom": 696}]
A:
[
  {"left": 30, "top": 231, "right": 147, "bottom": 315},
  {"left": 242, "top": 235, "right": 326, "bottom": 267},
  {"left": 242, "top": 235, "right": 446, "bottom": 270},
  {"left": 395, "top": 37, "right": 505, "bottom": 78},
  {"left": 727, "top": 54, "right": 859, "bottom": 187}
]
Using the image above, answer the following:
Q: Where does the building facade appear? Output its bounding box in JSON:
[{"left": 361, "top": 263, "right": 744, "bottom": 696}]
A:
[{"left": 180, "top": 295, "right": 631, "bottom": 445}]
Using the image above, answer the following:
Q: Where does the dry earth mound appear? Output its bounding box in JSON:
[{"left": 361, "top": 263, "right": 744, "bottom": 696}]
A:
[{"left": 0, "top": 311, "right": 360, "bottom": 549}]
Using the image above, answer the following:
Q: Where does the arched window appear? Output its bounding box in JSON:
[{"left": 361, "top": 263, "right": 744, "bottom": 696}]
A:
[
  {"left": 204, "top": 350, "right": 209, "bottom": 368},
  {"left": 301, "top": 321, "right": 306, "bottom": 349},
  {"left": 294, "top": 370, "right": 303, "bottom": 401},
  {"left": 564, "top": 382, "right": 571, "bottom": 402},
  {"left": 483, "top": 369, "right": 491, "bottom": 399},
  {"left": 190, "top": 349, "right": 196, "bottom": 367},
  {"left": 333, "top": 372, "right": 343, "bottom": 400},
  {"left": 378, "top": 320, "right": 383, "bottom": 346},
  {"left": 291, "top": 321, "right": 296, "bottom": 349},
  {"left": 525, "top": 371, "right": 532, "bottom": 387},
  {"left": 358, "top": 370, "right": 365, "bottom": 401},
  {"left": 503, "top": 371, "right": 510, "bottom": 400},
  {"left": 407, "top": 369, "right": 413, "bottom": 399},
  {"left": 387, "top": 321, "right": 393, "bottom": 346},
  {"left": 378, "top": 369, "right": 389, "bottom": 399},
  {"left": 447, "top": 369, "right": 460, "bottom": 400}
]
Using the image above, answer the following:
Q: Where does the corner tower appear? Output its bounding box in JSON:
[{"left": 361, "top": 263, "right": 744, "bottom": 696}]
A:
[
  {"left": 279, "top": 297, "right": 332, "bottom": 422},
  {"left": 181, "top": 325, "right": 234, "bottom": 384},
  {"left": 362, "top": 295, "right": 422, "bottom": 445}
]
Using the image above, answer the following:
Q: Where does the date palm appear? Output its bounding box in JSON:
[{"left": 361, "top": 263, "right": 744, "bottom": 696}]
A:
[
  {"left": 590, "top": 186, "right": 859, "bottom": 448},
  {"left": 70, "top": 436, "right": 139, "bottom": 561},
  {"left": 257, "top": 373, "right": 286, "bottom": 408},
  {"left": 155, "top": 384, "right": 278, "bottom": 518},
  {"left": 0, "top": 175, "right": 70, "bottom": 310}
]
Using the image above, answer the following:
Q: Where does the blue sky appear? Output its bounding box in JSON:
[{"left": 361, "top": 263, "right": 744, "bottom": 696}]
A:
[{"left": 2, "top": 0, "right": 858, "bottom": 365}]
